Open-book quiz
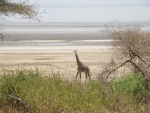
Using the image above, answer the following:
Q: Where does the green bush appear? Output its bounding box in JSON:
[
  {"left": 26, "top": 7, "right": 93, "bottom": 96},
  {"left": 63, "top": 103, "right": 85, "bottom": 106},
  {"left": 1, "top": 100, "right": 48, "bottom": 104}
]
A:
[
  {"left": 109, "top": 74, "right": 149, "bottom": 103},
  {"left": 0, "top": 69, "right": 149, "bottom": 113}
]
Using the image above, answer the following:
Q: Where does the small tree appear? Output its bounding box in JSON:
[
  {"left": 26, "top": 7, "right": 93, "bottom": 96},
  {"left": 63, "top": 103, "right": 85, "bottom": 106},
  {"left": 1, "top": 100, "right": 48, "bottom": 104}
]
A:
[{"left": 99, "top": 23, "right": 150, "bottom": 88}]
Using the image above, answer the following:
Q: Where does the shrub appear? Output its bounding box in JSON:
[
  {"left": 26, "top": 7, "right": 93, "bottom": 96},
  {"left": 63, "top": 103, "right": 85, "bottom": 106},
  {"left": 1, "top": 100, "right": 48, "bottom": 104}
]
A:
[{"left": 0, "top": 69, "right": 149, "bottom": 112}]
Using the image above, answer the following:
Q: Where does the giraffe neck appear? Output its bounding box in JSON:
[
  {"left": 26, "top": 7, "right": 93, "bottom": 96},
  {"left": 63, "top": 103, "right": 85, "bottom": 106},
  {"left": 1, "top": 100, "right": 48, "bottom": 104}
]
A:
[{"left": 75, "top": 53, "right": 82, "bottom": 66}]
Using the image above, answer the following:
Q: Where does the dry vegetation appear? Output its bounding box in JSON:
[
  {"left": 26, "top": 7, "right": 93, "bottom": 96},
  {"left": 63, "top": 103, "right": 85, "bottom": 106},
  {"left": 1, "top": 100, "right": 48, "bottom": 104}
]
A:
[
  {"left": 0, "top": 0, "right": 39, "bottom": 20},
  {"left": 99, "top": 23, "right": 150, "bottom": 88},
  {"left": 0, "top": 69, "right": 149, "bottom": 113}
]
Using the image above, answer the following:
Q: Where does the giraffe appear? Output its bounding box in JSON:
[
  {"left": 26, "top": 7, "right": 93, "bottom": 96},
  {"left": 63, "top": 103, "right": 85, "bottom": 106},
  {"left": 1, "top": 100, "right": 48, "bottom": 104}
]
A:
[{"left": 73, "top": 50, "right": 91, "bottom": 82}]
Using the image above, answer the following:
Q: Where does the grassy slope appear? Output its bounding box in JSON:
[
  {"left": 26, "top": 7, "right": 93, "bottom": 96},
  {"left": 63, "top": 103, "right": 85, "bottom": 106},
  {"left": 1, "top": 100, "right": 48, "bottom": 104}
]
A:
[{"left": 0, "top": 69, "right": 149, "bottom": 113}]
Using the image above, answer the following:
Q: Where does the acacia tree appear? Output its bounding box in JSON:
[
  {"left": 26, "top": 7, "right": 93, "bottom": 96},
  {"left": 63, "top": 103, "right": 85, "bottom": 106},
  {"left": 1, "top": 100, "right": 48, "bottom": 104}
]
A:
[
  {"left": 0, "top": 0, "right": 39, "bottom": 20},
  {"left": 99, "top": 23, "right": 150, "bottom": 88}
]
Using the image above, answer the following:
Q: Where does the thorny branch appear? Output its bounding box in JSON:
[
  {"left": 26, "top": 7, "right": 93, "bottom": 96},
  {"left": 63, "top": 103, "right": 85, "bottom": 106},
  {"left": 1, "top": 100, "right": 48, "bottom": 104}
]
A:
[{"left": 8, "top": 94, "right": 30, "bottom": 112}]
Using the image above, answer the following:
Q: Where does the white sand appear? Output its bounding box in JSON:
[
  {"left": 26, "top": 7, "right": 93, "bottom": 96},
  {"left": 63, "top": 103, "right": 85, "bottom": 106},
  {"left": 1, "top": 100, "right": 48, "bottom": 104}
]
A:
[{"left": 0, "top": 46, "right": 114, "bottom": 81}]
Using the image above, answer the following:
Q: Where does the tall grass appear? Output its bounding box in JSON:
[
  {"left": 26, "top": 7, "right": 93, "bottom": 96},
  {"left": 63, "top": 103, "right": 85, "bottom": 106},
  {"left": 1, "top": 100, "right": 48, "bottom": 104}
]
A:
[{"left": 0, "top": 69, "right": 149, "bottom": 113}]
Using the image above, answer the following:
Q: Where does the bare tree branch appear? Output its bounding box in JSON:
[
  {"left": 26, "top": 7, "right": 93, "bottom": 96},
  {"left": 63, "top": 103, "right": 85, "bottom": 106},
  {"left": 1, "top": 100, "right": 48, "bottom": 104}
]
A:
[
  {"left": 8, "top": 94, "right": 30, "bottom": 112},
  {"left": 0, "top": 0, "right": 39, "bottom": 20},
  {"left": 100, "top": 23, "right": 150, "bottom": 86}
]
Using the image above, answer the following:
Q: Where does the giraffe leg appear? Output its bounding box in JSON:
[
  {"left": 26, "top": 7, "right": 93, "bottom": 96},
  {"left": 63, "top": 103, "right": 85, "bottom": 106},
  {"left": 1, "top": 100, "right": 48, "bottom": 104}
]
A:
[
  {"left": 85, "top": 72, "right": 87, "bottom": 83},
  {"left": 89, "top": 75, "right": 91, "bottom": 80},
  {"left": 88, "top": 71, "right": 91, "bottom": 80},
  {"left": 79, "top": 72, "right": 81, "bottom": 81},
  {"left": 76, "top": 71, "right": 79, "bottom": 80}
]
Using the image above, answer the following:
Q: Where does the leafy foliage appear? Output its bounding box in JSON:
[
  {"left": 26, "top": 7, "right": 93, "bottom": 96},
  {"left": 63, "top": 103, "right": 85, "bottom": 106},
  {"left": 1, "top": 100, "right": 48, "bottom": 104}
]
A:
[{"left": 0, "top": 69, "right": 149, "bottom": 113}]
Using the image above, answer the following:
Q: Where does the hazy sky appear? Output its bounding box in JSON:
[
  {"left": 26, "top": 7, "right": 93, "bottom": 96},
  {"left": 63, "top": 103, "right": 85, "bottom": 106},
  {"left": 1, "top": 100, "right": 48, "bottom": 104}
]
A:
[{"left": 8, "top": 0, "right": 150, "bottom": 22}]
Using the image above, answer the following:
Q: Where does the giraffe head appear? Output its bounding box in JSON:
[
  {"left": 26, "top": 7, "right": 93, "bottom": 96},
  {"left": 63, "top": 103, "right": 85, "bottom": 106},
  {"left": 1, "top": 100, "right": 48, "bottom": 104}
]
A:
[{"left": 73, "top": 49, "right": 77, "bottom": 54}]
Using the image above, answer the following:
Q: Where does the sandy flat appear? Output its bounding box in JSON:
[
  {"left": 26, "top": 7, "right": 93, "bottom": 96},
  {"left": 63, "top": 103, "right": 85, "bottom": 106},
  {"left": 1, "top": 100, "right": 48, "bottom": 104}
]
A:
[{"left": 0, "top": 46, "right": 114, "bottom": 81}]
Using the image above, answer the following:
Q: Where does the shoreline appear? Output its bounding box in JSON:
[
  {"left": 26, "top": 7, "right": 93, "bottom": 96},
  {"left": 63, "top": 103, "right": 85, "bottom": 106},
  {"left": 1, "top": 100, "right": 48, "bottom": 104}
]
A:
[{"left": 0, "top": 45, "right": 112, "bottom": 51}]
